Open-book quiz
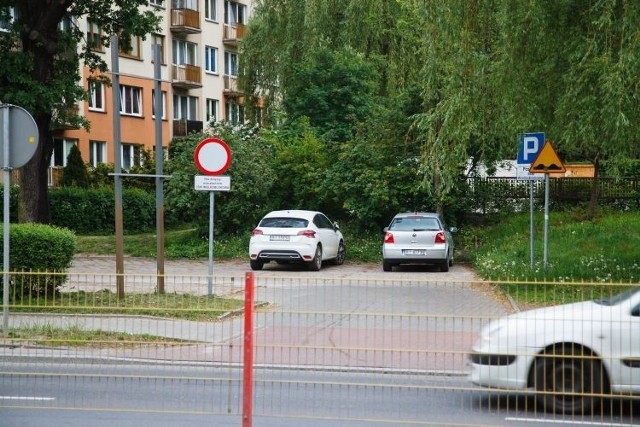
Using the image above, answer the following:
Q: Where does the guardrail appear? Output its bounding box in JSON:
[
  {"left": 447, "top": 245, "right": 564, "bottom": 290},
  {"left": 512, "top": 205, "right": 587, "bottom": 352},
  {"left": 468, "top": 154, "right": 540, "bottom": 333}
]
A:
[{"left": 1, "top": 270, "right": 638, "bottom": 425}]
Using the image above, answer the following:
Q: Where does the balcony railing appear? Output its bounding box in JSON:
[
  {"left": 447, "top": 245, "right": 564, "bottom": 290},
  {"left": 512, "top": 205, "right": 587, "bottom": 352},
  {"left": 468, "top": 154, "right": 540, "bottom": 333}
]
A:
[
  {"left": 171, "top": 64, "right": 202, "bottom": 88},
  {"left": 223, "top": 23, "right": 246, "bottom": 45},
  {"left": 170, "top": 8, "right": 201, "bottom": 33},
  {"left": 224, "top": 75, "right": 242, "bottom": 95},
  {"left": 173, "top": 119, "right": 203, "bottom": 137}
]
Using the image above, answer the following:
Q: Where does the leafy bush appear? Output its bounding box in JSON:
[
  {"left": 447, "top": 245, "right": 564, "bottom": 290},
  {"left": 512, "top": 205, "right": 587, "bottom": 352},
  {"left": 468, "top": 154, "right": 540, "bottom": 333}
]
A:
[
  {"left": 0, "top": 223, "right": 76, "bottom": 297},
  {"left": 49, "top": 187, "right": 156, "bottom": 235}
]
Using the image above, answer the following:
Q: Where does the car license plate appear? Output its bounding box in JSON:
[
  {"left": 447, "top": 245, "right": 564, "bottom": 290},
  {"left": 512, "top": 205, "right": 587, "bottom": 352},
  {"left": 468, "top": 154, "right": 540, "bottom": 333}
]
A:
[
  {"left": 269, "top": 235, "right": 290, "bottom": 241},
  {"left": 403, "top": 249, "right": 426, "bottom": 256}
]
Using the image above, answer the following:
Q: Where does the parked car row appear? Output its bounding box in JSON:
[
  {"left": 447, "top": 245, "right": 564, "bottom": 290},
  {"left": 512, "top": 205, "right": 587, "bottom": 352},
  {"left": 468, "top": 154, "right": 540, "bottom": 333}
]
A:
[{"left": 248, "top": 210, "right": 456, "bottom": 272}]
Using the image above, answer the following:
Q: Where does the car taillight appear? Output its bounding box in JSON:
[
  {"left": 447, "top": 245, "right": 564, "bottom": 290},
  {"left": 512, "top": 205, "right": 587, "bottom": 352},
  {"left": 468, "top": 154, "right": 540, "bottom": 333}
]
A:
[
  {"left": 384, "top": 232, "right": 394, "bottom": 244},
  {"left": 298, "top": 229, "right": 316, "bottom": 238},
  {"left": 251, "top": 229, "right": 263, "bottom": 236},
  {"left": 435, "top": 231, "right": 446, "bottom": 243}
]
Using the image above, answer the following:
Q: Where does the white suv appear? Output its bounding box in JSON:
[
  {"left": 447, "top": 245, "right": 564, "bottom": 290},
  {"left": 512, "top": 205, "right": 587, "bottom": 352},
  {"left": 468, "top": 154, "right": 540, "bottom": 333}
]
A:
[{"left": 249, "top": 210, "right": 345, "bottom": 271}]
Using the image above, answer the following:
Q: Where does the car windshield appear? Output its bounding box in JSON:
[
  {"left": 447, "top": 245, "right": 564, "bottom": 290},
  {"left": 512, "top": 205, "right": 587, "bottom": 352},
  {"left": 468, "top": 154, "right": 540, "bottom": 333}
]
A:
[
  {"left": 594, "top": 287, "right": 640, "bottom": 306},
  {"left": 389, "top": 217, "right": 440, "bottom": 231},
  {"left": 260, "top": 217, "right": 309, "bottom": 228}
]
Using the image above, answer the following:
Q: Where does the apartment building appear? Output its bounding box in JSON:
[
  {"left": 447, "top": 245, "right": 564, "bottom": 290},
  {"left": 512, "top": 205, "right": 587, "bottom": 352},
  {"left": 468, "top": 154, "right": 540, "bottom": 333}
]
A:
[{"left": 51, "top": 0, "right": 253, "bottom": 178}]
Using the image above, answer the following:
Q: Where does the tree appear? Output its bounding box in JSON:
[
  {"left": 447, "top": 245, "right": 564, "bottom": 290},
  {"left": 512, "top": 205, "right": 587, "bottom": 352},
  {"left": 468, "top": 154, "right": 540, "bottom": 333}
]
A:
[
  {"left": 0, "top": 0, "right": 160, "bottom": 223},
  {"left": 60, "top": 144, "right": 89, "bottom": 188}
]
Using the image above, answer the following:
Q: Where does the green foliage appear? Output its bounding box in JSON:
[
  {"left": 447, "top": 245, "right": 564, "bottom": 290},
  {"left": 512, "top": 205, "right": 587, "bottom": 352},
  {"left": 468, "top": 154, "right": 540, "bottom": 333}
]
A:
[
  {"left": 165, "top": 123, "right": 276, "bottom": 235},
  {"left": 470, "top": 210, "right": 640, "bottom": 283},
  {"left": 0, "top": 223, "right": 76, "bottom": 297},
  {"left": 49, "top": 187, "right": 155, "bottom": 235},
  {"left": 60, "top": 145, "right": 90, "bottom": 188},
  {"left": 0, "top": 185, "right": 20, "bottom": 222},
  {"left": 283, "top": 46, "right": 380, "bottom": 142}
]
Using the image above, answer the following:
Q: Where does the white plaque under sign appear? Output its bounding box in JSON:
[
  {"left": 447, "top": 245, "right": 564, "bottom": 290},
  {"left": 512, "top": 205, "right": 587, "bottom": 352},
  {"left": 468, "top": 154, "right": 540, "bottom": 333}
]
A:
[{"left": 195, "top": 175, "right": 231, "bottom": 191}]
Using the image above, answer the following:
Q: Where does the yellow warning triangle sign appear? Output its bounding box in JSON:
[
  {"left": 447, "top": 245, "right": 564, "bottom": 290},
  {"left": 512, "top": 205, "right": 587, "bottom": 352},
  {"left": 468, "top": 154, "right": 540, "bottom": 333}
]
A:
[{"left": 529, "top": 141, "right": 566, "bottom": 173}]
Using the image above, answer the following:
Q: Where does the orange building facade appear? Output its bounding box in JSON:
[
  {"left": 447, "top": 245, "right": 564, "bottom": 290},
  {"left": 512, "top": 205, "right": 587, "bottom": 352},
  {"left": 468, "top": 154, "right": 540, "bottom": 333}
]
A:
[{"left": 50, "top": 0, "right": 253, "bottom": 183}]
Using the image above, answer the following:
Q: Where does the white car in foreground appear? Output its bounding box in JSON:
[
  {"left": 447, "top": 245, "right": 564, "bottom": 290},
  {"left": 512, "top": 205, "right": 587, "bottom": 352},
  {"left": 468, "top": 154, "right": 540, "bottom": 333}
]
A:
[
  {"left": 249, "top": 210, "right": 345, "bottom": 271},
  {"left": 469, "top": 287, "right": 640, "bottom": 414}
]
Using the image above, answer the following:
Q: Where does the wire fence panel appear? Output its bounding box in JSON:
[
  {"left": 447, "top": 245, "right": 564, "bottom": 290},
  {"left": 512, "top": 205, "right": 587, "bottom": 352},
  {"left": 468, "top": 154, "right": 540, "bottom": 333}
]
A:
[{"left": 1, "top": 269, "right": 638, "bottom": 426}]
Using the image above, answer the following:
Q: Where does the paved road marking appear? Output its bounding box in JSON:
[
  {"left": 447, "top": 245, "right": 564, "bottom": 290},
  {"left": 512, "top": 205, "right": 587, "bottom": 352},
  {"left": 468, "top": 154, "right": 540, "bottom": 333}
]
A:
[
  {"left": 506, "top": 417, "right": 631, "bottom": 426},
  {"left": 0, "top": 396, "right": 55, "bottom": 401}
]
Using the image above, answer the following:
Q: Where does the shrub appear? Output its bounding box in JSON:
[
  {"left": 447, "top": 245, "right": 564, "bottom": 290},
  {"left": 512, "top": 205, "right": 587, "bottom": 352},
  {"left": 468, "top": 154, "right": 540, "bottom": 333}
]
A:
[
  {"left": 0, "top": 223, "right": 76, "bottom": 298},
  {"left": 49, "top": 187, "right": 156, "bottom": 235}
]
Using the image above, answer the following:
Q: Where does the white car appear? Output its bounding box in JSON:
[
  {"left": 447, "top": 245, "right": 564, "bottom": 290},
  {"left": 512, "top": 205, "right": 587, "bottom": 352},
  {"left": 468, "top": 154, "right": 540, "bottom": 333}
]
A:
[
  {"left": 249, "top": 210, "right": 345, "bottom": 271},
  {"left": 469, "top": 287, "right": 640, "bottom": 414}
]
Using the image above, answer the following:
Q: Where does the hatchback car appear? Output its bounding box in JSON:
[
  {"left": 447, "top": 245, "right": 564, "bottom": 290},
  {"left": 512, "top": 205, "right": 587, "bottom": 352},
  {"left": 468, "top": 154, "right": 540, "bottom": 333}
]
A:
[
  {"left": 381, "top": 212, "right": 455, "bottom": 272},
  {"left": 469, "top": 287, "right": 640, "bottom": 414},
  {"left": 249, "top": 210, "right": 345, "bottom": 271}
]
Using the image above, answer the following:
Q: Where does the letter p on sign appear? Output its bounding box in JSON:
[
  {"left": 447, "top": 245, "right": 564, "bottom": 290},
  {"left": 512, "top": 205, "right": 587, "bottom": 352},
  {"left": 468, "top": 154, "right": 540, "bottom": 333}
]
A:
[{"left": 517, "top": 132, "right": 545, "bottom": 165}]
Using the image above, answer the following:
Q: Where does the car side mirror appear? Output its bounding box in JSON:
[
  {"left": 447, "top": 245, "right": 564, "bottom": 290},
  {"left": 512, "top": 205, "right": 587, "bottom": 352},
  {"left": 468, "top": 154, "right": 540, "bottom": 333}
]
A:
[
  {"left": 334, "top": 222, "right": 340, "bottom": 230},
  {"left": 383, "top": 227, "right": 389, "bottom": 233}
]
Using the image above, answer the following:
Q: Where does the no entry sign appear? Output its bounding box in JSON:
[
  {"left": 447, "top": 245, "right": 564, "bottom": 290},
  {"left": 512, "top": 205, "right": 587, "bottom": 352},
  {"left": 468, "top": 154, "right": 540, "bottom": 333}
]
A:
[{"left": 194, "top": 137, "right": 232, "bottom": 175}]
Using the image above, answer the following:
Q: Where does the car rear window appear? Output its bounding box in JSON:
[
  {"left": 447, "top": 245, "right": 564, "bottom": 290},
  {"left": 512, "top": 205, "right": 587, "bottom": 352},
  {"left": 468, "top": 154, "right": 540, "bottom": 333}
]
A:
[
  {"left": 259, "top": 217, "right": 309, "bottom": 228},
  {"left": 389, "top": 217, "right": 440, "bottom": 231}
]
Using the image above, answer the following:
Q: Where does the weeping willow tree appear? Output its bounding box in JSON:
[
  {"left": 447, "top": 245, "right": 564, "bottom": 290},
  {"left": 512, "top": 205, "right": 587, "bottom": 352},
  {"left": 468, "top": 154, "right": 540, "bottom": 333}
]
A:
[
  {"left": 404, "top": 0, "right": 509, "bottom": 214},
  {"left": 495, "top": 0, "right": 640, "bottom": 214}
]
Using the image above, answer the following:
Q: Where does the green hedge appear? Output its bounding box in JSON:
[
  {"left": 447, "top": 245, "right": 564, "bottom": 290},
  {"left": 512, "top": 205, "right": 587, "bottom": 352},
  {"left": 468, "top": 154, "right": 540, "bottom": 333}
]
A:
[
  {"left": 49, "top": 187, "right": 156, "bottom": 235},
  {"left": 0, "top": 223, "right": 76, "bottom": 297}
]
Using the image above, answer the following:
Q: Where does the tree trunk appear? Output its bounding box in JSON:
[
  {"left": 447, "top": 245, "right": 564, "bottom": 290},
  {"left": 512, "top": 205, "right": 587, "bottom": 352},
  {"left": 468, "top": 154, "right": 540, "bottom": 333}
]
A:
[
  {"left": 18, "top": 115, "right": 53, "bottom": 223},
  {"left": 587, "top": 158, "right": 600, "bottom": 218}
]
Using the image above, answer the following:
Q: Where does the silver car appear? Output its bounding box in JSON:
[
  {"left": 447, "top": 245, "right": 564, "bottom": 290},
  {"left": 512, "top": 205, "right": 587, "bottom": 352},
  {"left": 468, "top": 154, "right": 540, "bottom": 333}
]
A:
[{"left": 381, "top": 212, "right": 455, "bottom": 272}]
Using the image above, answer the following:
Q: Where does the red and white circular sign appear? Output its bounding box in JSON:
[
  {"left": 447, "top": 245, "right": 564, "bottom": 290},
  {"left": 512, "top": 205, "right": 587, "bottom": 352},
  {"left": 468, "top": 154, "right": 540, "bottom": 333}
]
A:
[{"left": 194, "top": 137, "right": 232, "bottom": 175}]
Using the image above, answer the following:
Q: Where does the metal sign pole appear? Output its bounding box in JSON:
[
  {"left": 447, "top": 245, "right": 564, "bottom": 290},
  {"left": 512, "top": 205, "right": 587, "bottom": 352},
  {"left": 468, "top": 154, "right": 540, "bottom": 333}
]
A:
[
  {"left": 543, "top": 173, "right": 550, "bottom": 270},
  {"left": 529, "top": 181, "right": 534, "bottom": 269},
  {"left": 2, "top": 106, "right": 9, "bottom": 336},
  {"left": 208, "top": 191, "right": 215, "bottom": 295}
]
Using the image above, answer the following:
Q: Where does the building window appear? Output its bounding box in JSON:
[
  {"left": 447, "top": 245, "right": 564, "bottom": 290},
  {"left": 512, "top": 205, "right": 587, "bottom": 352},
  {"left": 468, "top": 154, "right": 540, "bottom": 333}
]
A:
[
  {"left": 205, "top": 46, "right": 218, "bottom": 74},
  {"left": 206, "top": 98, "right": 219, "bottom": 123},
  {"left": 0, "top": 7, "right": 17, "bottom": 33},
  {"left": 172, "top": 39, "right": 198, "bottom": 66},
  {"left": 51, "top": 138, "right": 78, "bottom": 167},
  {"left": 88, "top": 79, "right": 105, "bottom": 111},
  {"left": 225, "top": 99, "right": 244, "bottom": 124},
  {"left": 224, "top": 51, "right": 238, "bottom": 76},
  {"left": 224, "top": 1, "right": 246, "bottom": 24},
  {"left": 87, "top": 20, "right": 103, "bottom": 51},
  {"left": 174, "top": 94, "right": 198, "bottom": 120},
  {"left": 58, "top": 15, "right": 73, "bottom": 32},
  {"left": 152, "top": 90, "right": 167, "bottom": 119},
  {"left": 119, "top": 35, "right": 141, "bottom": 59},
  {"left": 149, "top": 0, "right": 165, "bottom": 7},
  {"left": 122, "top": 144, "right": 142, "bottom": 170},
  {"left": 172, "top": 0, "right": 198, "bottom": 10},
  {"left": 89, "top": 140, "right": 107, "bottom": 167},
  {"left": 205, "top": 0, "right": 217, "bottom": 21},
  {"left": 151, "top": 34, "right": 165, "bottom": 64},
  {"left": 120, "top": 85, "right": 142, "bottom": 116}
]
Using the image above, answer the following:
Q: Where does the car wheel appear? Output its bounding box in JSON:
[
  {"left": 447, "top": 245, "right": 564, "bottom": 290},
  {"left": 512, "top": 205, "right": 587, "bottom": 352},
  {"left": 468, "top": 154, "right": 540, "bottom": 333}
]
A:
[
  {"left": 308, "top": 246, "right": 322, "bottom": 271},
  {"left": 332, "top": 241, "right": 345, "bottom": 265},
  {"left": 250, "top": 260, "right": 264, "bottom": 271},
  {"left": 534, "top": 346, "right": 605, "bottom": 414},
  {"left": 382, "top": 260, "right": 392, "bottom": 272},
  {"left": 440, "top": 261, "right": 450, "bottom": 272}
]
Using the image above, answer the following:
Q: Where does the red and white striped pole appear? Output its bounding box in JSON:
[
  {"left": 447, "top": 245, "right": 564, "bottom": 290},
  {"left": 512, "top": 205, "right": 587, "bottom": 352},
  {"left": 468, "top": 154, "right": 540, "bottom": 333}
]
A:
[{"left": 242, "top": 272, "right": 255, "bottom": 427}]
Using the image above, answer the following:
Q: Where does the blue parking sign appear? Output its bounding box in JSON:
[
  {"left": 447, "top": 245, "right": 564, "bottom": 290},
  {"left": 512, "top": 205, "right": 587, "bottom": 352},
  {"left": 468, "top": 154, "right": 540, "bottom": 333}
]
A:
[{"left": 517, "top": 132, "right": 545, "bottom": 164}]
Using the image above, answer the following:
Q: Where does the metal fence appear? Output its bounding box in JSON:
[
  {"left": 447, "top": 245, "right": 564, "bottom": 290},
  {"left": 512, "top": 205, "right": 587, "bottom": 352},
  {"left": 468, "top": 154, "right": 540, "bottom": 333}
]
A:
[{"left": 1, "top": 269, "right": 638, "bottom": 426}]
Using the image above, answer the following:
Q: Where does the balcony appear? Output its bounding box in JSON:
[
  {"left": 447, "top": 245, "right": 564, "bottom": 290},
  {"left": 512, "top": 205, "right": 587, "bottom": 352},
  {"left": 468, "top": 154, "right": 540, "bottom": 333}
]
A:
[
  {"left": 170, "top": 8, "right": 201, "bottom": 34},
  {"left": 51, "top": 105, "right": 81, "bottom": 130},
  {"left": 223, "top": 23, "right": 246, "bottom": 45},
  {"left": 171, "top": 64, "right": 202, "bottom": 89},
  {"left": 224, "top": 75, "right": 242, "bottom": 95},
  {"left": 173, "top": 119, "right": 203, "bottom": 137}
]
